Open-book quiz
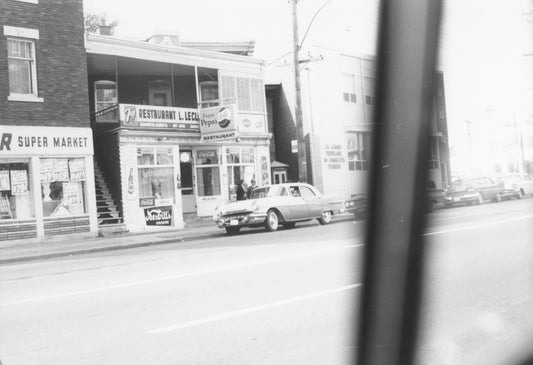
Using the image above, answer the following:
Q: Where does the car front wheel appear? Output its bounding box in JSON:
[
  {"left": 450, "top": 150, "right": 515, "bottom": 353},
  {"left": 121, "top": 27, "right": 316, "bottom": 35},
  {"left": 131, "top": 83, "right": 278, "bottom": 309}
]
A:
[
  {"left": 265, "top": 209, "right": 280, "bottom": 232},
  {"left": 318, "top": 210, "right": 332, "bottom": 225}
]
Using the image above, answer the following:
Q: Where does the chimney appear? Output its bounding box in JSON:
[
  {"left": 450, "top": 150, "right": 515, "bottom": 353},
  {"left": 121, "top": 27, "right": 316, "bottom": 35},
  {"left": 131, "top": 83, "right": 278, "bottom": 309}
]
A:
[{"left": 98, "top": 22, "right": 112, "bottom": 36}]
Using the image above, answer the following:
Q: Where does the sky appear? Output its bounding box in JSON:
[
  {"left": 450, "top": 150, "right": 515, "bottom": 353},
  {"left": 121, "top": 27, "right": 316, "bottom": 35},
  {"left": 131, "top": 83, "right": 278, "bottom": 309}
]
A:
[{"left": 83, "top": 0, "right": 530, "bottom": 176}]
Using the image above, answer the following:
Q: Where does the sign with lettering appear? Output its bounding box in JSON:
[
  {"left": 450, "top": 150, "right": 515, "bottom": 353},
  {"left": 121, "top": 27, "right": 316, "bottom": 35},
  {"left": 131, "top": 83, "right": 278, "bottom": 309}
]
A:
[
  {"left": 199, "top": 105, "right": 239, "bottom": 142},
  {"left": 0, "top": 126, "right": 93, "bottom": 156},
  {"left": 119, "top": 104, "right": 201, "bottom": 131},
  {"left": 53, "top": 159, "right": 69, "bottom": 181},
  {"left": 68, "top": 158, "right": 86, "bottom": 181},
  {"left": 10, "top": 170, "right": 28, "bottom": 195},
  {"left": 0, "top": 170, "right": 10, "bottom": 191},
  {"left": 237, "top": 113, "right": 266, "bottom": 134},
  {"left": 323, "top": 144, "right": 346, "bottom": 170},
  {"left": 144, "top": 206, "right": 172, "bottom": 226}
]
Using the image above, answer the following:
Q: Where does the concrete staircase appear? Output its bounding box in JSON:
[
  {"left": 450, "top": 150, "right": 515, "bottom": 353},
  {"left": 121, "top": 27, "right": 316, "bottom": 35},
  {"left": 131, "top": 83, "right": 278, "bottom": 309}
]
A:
[{"left": 93, "top": 159, "right": 125, "bottom": 231}]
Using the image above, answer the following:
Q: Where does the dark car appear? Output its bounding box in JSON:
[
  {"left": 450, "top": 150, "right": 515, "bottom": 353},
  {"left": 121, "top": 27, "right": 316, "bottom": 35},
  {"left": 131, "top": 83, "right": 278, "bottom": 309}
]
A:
[
  {"left": 426, "top": 188, "right": 446, "bottom": 211},
  {"left": 344, "top": 188, "right": 445, "bottom": 219},
  {"left": 444, "top": 177, "right": 505, "bottom": 207},
  {"left": 343, "top": 194, "right": 368, "bottom": 220}
]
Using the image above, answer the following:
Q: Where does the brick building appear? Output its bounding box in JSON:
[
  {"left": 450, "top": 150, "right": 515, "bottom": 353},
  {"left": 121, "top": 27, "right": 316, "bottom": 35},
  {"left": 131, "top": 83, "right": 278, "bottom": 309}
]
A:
[{"left": 0, "top": 0, "right": 97, "bottom": 241}]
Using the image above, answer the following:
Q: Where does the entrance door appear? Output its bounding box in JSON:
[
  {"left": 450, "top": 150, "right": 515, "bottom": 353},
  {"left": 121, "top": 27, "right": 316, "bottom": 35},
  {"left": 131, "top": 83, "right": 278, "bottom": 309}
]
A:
[
  {"left": 148, "top": 80, "right": 171, "bottom": 106},
  {"left": 273, "top": 170, "right": 287, "bottom": 184},
  {"left": 194, "top": 147, "right": 223, "bottom": 217},
  {"left": 179, "top": 149, "right": 196, "bottom": 213}
]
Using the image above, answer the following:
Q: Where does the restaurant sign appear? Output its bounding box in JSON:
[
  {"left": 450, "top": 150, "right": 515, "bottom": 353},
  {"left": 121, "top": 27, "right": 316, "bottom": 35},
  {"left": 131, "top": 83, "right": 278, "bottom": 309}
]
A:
[
  {"left": 0, "top": 126, "right": 93, "bottom": 156},
  {"left": 199, "top": 105, "right": 238, "bottom": 142},
  {"left": 119, "top": 104, "right": 200, "bottom": 131}
]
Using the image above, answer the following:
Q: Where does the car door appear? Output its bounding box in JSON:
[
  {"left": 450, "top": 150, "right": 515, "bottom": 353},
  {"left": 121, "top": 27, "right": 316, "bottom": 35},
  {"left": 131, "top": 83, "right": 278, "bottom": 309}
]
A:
[
  {"left": 286, "top": 185, "right": 309, "bottom": 220},
  {"left": 299, "top": 185, "right": 323, "bottom": 218}
]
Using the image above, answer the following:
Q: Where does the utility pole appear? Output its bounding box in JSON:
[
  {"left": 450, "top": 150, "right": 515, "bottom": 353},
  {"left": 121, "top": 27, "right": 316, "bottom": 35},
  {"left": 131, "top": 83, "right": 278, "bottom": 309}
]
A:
[
  {"left": 464, "top": 120, "right": 474, "bottom": 175},
  {"left": 290, "top": 0, "right": 307, "bottom": 183}
]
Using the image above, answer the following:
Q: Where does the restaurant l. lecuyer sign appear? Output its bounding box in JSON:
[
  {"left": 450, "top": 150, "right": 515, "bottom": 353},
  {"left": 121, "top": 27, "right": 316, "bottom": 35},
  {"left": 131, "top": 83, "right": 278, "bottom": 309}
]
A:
[
  {"left": 199, "top": 104, "right": 239, "bottom": 142},
  {"left": 119, "top": 104, "right": 200, "bottom": 132},
  {"left": 0, "top": 126, "right": 93, "bottom": 156}
]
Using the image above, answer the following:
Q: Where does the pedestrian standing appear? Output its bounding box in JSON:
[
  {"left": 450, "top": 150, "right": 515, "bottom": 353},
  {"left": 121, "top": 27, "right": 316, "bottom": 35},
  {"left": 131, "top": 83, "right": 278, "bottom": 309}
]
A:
[
  {"left": 246, "top": 179, "right": 257, "bottom": 199},
  {"left": 236, "top": 179, "right": 247, "bottom": 201}
]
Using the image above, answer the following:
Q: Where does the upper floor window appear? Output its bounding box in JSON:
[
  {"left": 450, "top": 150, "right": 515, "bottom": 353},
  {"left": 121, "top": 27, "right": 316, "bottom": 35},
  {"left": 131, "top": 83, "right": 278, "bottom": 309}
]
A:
[
  {"left": 342, "top": 73, "right": 357, "bottom": 104},
  {"left": 199, "top": 81, "right": 219, "bottom": 108},
  {"left": 7, "top": 38, "right": 38, "bottom": 97},
  {"left": 94, "top": 81, "right": 117, "bottom": 112},
  {"left": 220, "top": 75, "right": 265, "bottom": 113},
  {"left": 4, "top": 26, "right": 42, "bottom": 102}
]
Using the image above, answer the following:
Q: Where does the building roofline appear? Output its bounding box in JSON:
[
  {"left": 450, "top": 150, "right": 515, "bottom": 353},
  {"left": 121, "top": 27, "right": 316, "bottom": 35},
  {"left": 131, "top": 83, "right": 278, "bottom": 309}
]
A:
[{"left": 85, "top": 33, "right": 265, "bottom": 68}]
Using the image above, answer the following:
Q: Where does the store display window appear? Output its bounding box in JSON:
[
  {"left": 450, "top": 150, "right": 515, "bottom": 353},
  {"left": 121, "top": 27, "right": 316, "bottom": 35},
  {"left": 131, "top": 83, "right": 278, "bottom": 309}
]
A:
[
  {"left": 0, "top": 161, "right": 33, "bottom": 220},
  {"left": 196, "top": 150, "right": 221, "bottom": 197},
  {"left": 40, "top": 158, "right": 87, "bottom": 217},
  {"left": 226, "top": 147, "right": 255, "bottom": 200},
  {"left": 138, "top": 148, "right": 175, "bottom": 202}
]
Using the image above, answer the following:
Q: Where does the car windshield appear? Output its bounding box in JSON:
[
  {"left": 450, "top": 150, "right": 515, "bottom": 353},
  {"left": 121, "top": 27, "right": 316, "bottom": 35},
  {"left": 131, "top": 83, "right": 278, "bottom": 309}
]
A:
[{"left": 250, "top": 185, "right": 284, "bottom": 199}]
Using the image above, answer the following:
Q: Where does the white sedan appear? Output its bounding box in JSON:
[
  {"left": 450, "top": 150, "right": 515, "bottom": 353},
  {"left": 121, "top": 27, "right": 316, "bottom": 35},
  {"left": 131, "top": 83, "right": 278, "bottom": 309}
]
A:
[{"left": 213, "top": 183, "right": 342, "bottom": 235}]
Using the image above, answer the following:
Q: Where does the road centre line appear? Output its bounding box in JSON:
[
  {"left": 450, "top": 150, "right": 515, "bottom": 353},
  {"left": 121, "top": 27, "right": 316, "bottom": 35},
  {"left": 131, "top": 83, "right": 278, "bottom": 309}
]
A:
[
  {"left": 0, "top": 243, "right": 362, "bottom": 307},
  {"left": 423, "top": 214, "right": 533, "bottom": 237},
  {"left": 148, "top": 283, "right": 361, "bottom": 334}
]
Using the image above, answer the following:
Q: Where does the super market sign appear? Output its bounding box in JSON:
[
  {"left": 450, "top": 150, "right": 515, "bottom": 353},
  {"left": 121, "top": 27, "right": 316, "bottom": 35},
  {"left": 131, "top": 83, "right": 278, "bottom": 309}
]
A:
[{"left": 0, "top": 126, "right": 93, "bottom": 156}]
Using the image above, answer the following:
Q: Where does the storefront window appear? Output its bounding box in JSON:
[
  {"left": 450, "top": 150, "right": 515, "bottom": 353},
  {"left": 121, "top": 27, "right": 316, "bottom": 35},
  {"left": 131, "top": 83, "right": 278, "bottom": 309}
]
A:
[
  {"left": 196, "top": 150, "right": 221, "bottom": 197},
  {"left": 40, "top": 158, "right": 86, "bottom": 217},
  {"left": 226, "top": 147, "right": 256, "bottom": 200},
  {"left": 0, "top": 161, "right": 33, "bottom": 220},
  {"left": 137, "top": 148, "right": 175, "bottom": 202}
]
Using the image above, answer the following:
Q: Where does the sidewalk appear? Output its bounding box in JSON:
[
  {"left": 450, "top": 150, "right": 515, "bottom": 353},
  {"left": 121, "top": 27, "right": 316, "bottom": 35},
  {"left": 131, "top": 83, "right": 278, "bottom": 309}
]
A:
[
  {"left": 0, "top": 214, "right": 354, "bottom": 265},
  {"left": 0, "top": 218, "right": 223, "bottom": 265}
]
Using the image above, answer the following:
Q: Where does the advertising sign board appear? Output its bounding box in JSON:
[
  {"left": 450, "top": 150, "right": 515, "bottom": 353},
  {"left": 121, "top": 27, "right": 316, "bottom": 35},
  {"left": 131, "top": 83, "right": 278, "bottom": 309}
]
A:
[
  {"left": 199, "top": 105, "right": 238, "bottom": 142},
  {"left": 144, "top": 206, "right": 173, "bottom": 226}
]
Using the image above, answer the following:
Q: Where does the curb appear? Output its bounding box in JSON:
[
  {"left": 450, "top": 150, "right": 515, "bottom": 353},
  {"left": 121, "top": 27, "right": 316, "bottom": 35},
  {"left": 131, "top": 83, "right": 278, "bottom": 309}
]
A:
[
  {"left": 0, "top": 214, "right": 355, "bottom": 265},
  {"left": 0, "top": 230, "right": 223, "bottom": 265}
]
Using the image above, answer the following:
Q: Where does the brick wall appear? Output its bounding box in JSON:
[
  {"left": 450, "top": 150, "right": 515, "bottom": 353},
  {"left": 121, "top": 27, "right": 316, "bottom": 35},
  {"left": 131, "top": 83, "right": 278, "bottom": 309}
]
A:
[{"left": 0, "top": 0, "right": 89, "bottom": 127}]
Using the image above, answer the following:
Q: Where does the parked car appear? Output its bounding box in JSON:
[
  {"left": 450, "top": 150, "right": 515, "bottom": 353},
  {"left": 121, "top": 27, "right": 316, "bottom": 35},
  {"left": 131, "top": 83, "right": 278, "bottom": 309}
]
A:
[
  {"left": 213, "top": 183, "right": 343, "bottom": 235},
  {"left": 444, "top": 177, "right": 505, "bottom": 207},
  {"left": 498, "top": 174, "right": 533, "bottom": 198},
  {"left": 343, "top": 194, "right": 368, "bottom": 220},
  {"left": 344, "top": 188, "right": 445, "bottom": 219},
  {"left": 426, "top": 188, "right": 446, "bottom": 211}
]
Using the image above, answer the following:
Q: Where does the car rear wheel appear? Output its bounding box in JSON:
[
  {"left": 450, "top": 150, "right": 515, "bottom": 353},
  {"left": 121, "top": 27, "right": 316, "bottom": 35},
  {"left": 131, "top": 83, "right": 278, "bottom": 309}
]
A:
[
  {"left": 476, "top": 193, "right": 483, "bottom": 205},
  {"left": 265, "top": 209, "right": 280, "bottom": 232},
  {"left": 225, "top": 226, "right": 240, "bottom": 235},
  {"left": 318, "top": 210, "right": 332, "bottom": 225}
]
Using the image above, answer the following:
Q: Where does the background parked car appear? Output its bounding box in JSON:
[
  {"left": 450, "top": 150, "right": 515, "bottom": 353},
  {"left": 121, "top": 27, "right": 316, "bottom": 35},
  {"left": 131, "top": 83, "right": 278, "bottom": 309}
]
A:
[
  {"left": 444, "top": 177, "right": 505, "bottom": 207},
  {"left": 498, "top": 174, "right": 533, "bottom": 198},
  {"left": 213, "top": 183, "right": 342, "bottom": 235},
  {"left": 426, "top": 188, "right": 446, "bottom": 211},
  {"left": 343, "top": 194, "right": 368, "bottom": 220}
]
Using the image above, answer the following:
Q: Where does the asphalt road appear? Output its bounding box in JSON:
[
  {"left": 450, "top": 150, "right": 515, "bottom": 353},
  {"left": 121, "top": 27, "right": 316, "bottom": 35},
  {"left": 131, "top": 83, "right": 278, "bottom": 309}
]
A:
[{"left": 0, "top": 198, "right": 532, "bottom": 365}]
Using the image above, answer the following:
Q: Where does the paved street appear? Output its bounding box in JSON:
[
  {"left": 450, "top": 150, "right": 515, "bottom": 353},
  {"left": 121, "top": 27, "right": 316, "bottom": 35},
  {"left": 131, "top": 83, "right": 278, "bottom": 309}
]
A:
[{"left": 1, "top": 199, "right": 532, "bottom": 365}]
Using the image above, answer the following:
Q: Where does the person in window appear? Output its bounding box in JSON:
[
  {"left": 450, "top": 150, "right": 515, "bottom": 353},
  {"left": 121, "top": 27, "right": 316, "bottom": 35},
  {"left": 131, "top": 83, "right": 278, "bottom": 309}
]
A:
[
  {"left": 236, "top": 179, "right": 247, "bottom": 201},
  {"left": 246, "top": 179, "right": 257, "bottom": 199}
]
